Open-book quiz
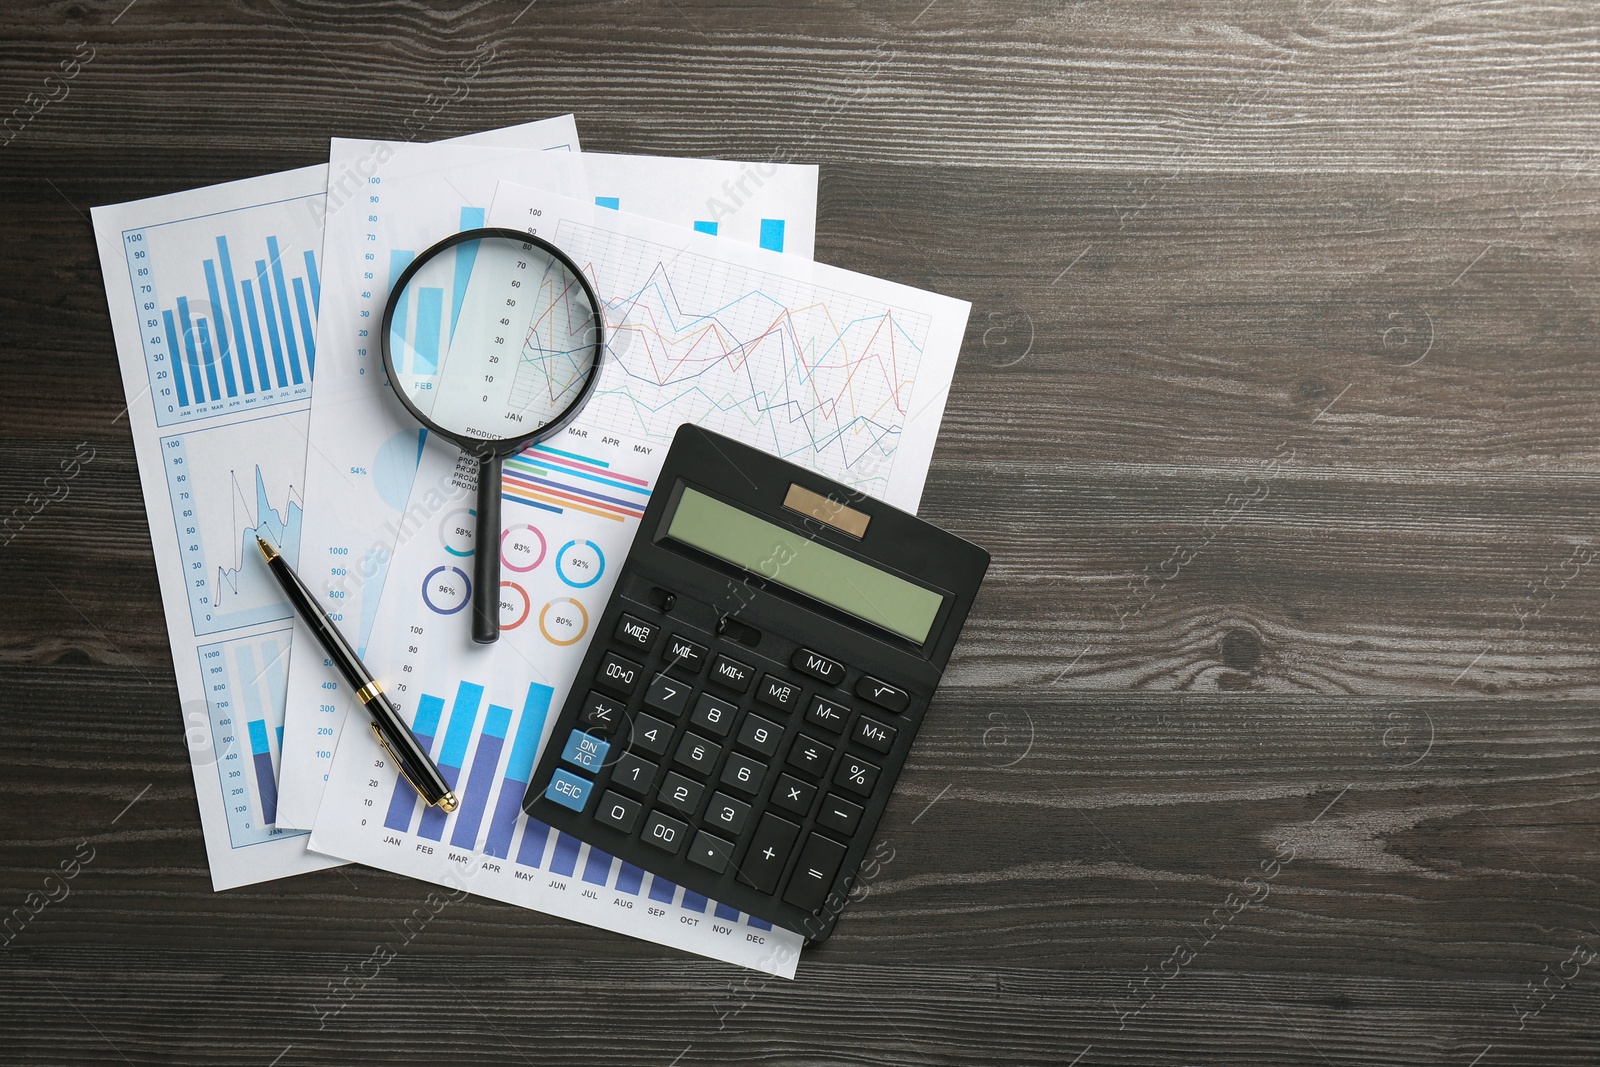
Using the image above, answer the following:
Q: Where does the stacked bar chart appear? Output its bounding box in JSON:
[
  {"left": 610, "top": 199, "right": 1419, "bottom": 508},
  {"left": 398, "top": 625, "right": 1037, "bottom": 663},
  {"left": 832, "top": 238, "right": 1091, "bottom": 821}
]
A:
[
  {"left": 123, "top": 190, "right": 323, "bottom": 427},
  {"left": 196, "top": 629, "right": 305, "bottom": 848},
  {"left": 378, "top": 673, "right": 771, "bottom": 931}
]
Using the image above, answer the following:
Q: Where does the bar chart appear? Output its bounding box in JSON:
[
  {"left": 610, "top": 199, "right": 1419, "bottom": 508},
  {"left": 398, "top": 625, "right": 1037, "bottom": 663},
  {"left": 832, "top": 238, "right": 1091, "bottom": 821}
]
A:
[
  {"left": 385, "top": 206, "right": 486, "bottom": 376},
  {"left": 122, "top": 190, "right": 322, "bottom": 427},
  {"left": 197, "top": 628, "right": 306, "bottom": 848},
  {"left": 378, "top": 674, "right": 772, "bottom": 933}
]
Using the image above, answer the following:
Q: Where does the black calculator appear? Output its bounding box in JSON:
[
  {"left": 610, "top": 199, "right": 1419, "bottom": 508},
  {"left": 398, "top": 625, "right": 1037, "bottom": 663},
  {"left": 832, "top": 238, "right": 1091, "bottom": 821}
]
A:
[{"left": 523, "top": 424, "right": 988, "bottom": 940}]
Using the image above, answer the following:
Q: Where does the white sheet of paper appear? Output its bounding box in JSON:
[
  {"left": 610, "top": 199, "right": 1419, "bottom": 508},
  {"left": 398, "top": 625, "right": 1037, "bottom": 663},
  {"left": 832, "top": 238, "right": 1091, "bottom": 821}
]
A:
[
  {"left": 276, "top": 127, "right": 587, "bottom": 829},
  {"left": 307, "top": 189, "right": 969, "bottom": 972},
  {"left": 89, "top": 118, "right": 581, "bottom": 888},
  {"left": 278, "top": 151, "right": 820, "bottom": 828}
]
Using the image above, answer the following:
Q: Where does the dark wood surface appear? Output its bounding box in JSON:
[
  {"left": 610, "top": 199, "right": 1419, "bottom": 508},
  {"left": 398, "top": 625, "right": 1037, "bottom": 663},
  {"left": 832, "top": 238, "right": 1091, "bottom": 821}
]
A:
[{"left": 4, "top": 1, "right": 1599, "bottom": 1063}]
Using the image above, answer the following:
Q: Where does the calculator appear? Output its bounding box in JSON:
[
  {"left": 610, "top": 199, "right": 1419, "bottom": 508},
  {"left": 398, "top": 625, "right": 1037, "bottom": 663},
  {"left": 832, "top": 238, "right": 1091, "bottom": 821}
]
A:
[{"left": 522, "top": 424, "right": 988, "bottom": 940}]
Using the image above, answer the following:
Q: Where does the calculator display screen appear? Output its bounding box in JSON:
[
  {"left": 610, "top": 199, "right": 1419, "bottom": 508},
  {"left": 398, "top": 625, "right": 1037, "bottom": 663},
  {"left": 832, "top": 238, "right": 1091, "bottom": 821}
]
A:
[{"left": 666, "top": 485, "right": 944, "bottom": 643}]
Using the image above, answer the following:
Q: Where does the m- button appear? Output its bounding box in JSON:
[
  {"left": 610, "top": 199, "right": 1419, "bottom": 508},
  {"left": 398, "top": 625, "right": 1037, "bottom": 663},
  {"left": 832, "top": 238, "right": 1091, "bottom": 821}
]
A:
[{"left": 791, "top": 648, "right": 844, "bottom": 685}]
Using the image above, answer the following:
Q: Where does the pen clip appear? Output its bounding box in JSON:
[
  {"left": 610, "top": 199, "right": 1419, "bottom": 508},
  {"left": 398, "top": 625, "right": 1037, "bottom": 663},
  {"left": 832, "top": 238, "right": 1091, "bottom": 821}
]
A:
[{"left": 370, "top": 721, "right": 435, "bottom": 808}]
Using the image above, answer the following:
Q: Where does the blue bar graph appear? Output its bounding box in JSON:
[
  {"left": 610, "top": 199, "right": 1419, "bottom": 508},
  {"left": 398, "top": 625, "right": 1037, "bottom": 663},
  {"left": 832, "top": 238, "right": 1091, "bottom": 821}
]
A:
[
  {"left": 759, "top": 218, "right": 785, "bottom": 253},
  {"left": 202, "top": 259, "right": 239, "bottom": 397},
  {"left": 550, "top": 833, "right": 582, "bottom": 876},
  {"left": 448, "top": 703, "right": 510, "bottom": 850},
  {"left": 748, "top": 916, "right": 772, "bottom": 931},
  {"left": 122, "top": 207, "right": 319, "bottom": 427},
  {"left": 582, "top": 848, "right": 614, "bottom": 886},
  {"left": 449, "top": 206, "right": 486, "bottom": 334},
  {"left": 485, "top": 683, "right": 554, "bottom": 859},
  {"left": 414, "top": 287, "right": 443, "bottom": 375},
  {"left": 595, "top": 196, "right": 620, "bottom": 210},
  {"left": 516, "top": 819, "right": 551, "bottom": 868},
  {"left": 247, "top": 719, "right": 278, "bottom": 826},
  {"left": 162, "top": 310, "right": 190, "bottom": 407},
  {"left": 616, "top": 863, "right": 646, "bottom": 895},
  {"left": 383, "top": 693, "right": 445, "bottom": 832},
  {"left": 418, "top": 681, "right": 485, "bottom": 841},
  {"left": 648, "top": 877, "right": 677, "bottom": 904},
  {"left": 714, "top": 902, "right": 740, "bottom": 922},
  {"left": 693, "top": 221, "right": 718, "bottom": 235},
  {"left": 266, "top": 236, "right": 304, "bottom": 386},
  {"left": 681, "top": 890, "right": 709, "bottom": 914}
]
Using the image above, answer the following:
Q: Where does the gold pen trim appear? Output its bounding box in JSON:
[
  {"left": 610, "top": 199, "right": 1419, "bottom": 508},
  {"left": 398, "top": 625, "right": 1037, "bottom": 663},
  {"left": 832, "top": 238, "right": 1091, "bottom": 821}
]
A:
[
  {"left": 255, "top": 536, "right": 281, "bottom": 562},
  {"left": 355, "top": 681, "right": 383, "bottom": 704}
]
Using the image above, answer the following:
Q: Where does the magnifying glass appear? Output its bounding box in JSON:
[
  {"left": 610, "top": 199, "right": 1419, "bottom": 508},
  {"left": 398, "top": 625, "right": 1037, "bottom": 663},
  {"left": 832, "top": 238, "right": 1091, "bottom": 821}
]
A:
[{"left": 381, "top": 227, "right": 604, "bottom": 644}]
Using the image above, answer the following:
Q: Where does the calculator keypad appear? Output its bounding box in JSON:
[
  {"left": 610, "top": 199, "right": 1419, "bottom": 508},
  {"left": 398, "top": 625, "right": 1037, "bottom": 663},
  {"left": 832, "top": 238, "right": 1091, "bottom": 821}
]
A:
[{"left": 534, "top": 588, "right": 923, "bottom": 938}]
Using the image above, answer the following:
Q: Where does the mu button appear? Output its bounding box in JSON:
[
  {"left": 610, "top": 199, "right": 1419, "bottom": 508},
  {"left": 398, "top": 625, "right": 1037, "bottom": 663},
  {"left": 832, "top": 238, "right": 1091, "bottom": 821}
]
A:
[{"left": 792, "top": 648, "right": 845, "bottom": 685}]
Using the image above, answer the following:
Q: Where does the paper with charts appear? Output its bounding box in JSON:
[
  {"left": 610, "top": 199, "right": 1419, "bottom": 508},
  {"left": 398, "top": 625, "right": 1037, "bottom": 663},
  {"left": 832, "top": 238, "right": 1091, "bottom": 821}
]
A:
[
  {"left": 88, "top": 118, "right": 585, "bottom": 888},
  {"left": 278, "top": 147, "right": 820, "bottom": 829},
  {"left": 307, "top": 189, "right": 970, "bottom": 971}
]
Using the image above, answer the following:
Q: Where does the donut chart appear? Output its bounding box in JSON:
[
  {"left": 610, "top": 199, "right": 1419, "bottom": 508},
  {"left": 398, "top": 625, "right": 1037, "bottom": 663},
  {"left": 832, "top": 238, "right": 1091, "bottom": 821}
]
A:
[
  {"left": 499, "top": 581, "right": 531, "bottom": 630},
  {"left": 539, "top": 597, "right": 589, "bottom": 645},
  {"left": 501, "top": 523, "right": 547, "bottom": 573},
  {"left": 439, "top": 508, "right": 476, "bottom": 557},
  {"left": 421, "top": 565, "right": 471, "bottom": 614},
  {"left": 556, "top": 539, "right": 605, "bottom": 588}
]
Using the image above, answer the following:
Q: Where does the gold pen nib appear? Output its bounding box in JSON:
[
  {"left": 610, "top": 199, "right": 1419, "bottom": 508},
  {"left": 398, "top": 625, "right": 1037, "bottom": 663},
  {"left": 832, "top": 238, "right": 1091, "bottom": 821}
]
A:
[{"left": 256, "top": 536, "right": 280, "bottom": 561}]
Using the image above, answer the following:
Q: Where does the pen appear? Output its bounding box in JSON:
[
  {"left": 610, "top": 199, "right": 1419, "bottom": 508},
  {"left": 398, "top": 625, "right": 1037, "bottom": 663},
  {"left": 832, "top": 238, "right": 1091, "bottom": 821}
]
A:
[{"left": 255, "top": 537, "right": 458, "bottom": 812}]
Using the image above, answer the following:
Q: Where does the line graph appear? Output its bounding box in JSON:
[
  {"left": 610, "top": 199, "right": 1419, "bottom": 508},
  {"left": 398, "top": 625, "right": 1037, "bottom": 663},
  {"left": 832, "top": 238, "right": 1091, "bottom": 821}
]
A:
[
  {"left": 161, "top": 411, "right": 306, "bottom": 636},
  {"left": 553, "top": 219, "right": 932, "bottom": 496}
]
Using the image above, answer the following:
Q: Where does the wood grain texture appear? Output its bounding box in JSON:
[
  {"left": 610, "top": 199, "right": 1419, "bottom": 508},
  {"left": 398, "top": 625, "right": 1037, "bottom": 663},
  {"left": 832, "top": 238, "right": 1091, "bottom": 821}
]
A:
[{"left": 4, "top": 1, "right": 1600, "bottom": 1064}]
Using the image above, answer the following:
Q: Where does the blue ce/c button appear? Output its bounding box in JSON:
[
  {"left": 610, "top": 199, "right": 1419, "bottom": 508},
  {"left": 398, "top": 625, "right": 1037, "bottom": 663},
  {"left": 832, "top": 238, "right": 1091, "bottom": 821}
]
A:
[
  {"left": 561, "top": 729, "right": 610, "bottom": 771},
  {"left": 545, "top": 769, "right": 594, "bottom": 812}
]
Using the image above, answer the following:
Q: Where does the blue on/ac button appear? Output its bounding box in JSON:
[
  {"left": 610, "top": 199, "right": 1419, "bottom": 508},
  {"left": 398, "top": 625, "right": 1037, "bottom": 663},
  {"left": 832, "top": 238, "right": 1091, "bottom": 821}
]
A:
[
  {"left": 545, "top": 769, "right": 594, "bottom": 812},
  {"left": 561, "top": 729, "right": 610, "bottom": 771}
]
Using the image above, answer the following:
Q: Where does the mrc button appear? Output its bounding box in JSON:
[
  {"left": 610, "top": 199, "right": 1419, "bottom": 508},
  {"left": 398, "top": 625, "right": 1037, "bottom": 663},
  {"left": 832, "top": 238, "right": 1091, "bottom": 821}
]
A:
[{"left": 792, "top": 648, "right": 844, "bottom": 685}]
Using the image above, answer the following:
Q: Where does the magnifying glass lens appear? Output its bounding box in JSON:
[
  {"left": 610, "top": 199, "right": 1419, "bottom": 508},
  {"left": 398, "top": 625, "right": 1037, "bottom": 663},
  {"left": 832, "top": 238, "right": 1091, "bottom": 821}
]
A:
[{"left": 390, "top": 233, "right": 599, "bottom": 439}]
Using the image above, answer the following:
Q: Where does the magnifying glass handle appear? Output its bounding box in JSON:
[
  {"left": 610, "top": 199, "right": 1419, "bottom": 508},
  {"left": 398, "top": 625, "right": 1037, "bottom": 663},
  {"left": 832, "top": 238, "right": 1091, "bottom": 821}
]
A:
[{"left": 472, "top": 453, "right": 503, "bottom": 644}]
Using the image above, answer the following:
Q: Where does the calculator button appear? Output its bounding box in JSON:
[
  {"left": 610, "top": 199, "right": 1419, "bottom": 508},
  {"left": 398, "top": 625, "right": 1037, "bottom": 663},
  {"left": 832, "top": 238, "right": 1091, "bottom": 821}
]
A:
[
  {"left": 704, "top": 791, "right": 751, "bottom": 834},
  {"left": 580, "top": 691, "right": 625, "bottom": 733},
  {"left": 614, "top": 613, "right": 658, "bottom": 650},
  {"left": 806, "top": 697, "right": 849, "bottom": 734},
  {"left": 735, "top": 713, "right": 784, "bottom": 757},
  {"left": 720, "top": 751, "right": 768, "bottom": 796},
  {"left": 686, "top": 830, "right": 737, "bottom": 874},
  {"left": 771, "top": 773, "right": 817, "bottom": 817},
  {"left": 835, "top": 755, "right": 881, "bottom": 797},
  {"left": 674, "top": 732, "right": 721, "bottom": 775},
  {"left": 738, "top": 814, "right": 801, "bottom": 894},
  {"left": 817, "top": 795, "right": 864, "bottom": 836},
  {"left": 855, "top": 676, "right": 908, "bottom": 713},
  {"left": 757, "top": 674, "right": 803, "bottom": 713},
  {"left": 657, "top": 771, "right": 705, "bottom": 815},
  {"left": 786, "top": 735, "right": 834, "bottom": 777},
  {"left": 629, "top": 713, "right": 675, "bottom": 757},
  {"left": 544, "top": 769, "right": 594, "bottom": 812},
  {"left": 595, "top": 790, "right": 642, "bottom": 833},
  {"left": 691, "top": 693, "right": 737, "bottom": 737},
  {"left": 598, "top": 653, "right": 644, "bottom": 695},
  {"left": 710, "top": 655, "right": 754, "bottom": 692},
  {"left": 610, "top": 752, "right": 659, "bottom": 796},
  {"left": 642, "top": 811, "right": 689, "bottom": 854},
  {"left": 792, "top": 648, "right": 845, "bottom": 685},
  {"left": 560, "top": 729, "right": 610, "bottom": 772},
  {"left": 852, "top": 716, "right": 897, "bottom": 754},
  {"left": 783, "top": 832, "right": 849, "bottom": 912},
  {"left": 664, "top": 634, "right": 708, "bottom": 675},
  {"left": 644, "top": 673, "right": 691, "bottom": 717}
]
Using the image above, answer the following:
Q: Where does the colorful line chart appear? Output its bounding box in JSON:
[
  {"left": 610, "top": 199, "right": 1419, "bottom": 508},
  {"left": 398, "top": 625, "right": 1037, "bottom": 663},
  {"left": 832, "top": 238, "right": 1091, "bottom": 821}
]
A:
[{"left": 552, "top": 218, "right": 933, "bottom": 498}]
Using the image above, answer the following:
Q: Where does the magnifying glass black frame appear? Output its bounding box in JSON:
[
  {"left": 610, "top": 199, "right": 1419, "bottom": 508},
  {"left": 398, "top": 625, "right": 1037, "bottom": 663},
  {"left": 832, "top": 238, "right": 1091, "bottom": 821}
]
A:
[{"left": 380, "top": 226, "right": 606, "bottom": 644}]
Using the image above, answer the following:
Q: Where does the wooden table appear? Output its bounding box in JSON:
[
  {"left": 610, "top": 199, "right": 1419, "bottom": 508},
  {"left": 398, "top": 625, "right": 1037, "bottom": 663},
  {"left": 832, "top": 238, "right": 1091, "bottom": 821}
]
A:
[{"left": 4, "top": 1, "right": 1598, "bottom": 1063}]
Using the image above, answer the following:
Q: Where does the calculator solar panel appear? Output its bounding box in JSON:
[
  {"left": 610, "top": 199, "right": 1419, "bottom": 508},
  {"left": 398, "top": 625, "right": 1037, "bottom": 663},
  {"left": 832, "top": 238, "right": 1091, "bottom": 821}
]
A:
[{"left": 524, "top": 425, "right": 988, "bottom": 940}]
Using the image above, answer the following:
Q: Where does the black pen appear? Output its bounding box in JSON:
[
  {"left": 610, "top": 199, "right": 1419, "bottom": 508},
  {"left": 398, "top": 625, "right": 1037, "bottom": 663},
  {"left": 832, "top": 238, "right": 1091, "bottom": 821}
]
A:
[{"left": 255, "top": 537, "right": 458, "bottom": 812}]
